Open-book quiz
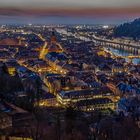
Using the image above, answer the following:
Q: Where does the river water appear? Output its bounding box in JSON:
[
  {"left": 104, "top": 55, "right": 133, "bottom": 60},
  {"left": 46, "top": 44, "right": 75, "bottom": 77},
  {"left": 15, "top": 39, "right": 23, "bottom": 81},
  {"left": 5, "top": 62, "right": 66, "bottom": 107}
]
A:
[{"left": 108, "top": 48, "right": 140, "bottom": 65}]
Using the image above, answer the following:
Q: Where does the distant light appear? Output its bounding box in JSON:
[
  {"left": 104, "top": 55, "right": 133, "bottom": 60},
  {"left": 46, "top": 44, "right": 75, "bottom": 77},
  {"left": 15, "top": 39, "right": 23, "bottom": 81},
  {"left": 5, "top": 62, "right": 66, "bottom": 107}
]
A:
[
  {"left": 1, "top": 25, "right": 5, "bottom": 28},
  {"left": 28, "top": 23, "right": 32, "bottom": 26},
  {"left": 103, "top": 25, "right": 109, "bottom": 29}
]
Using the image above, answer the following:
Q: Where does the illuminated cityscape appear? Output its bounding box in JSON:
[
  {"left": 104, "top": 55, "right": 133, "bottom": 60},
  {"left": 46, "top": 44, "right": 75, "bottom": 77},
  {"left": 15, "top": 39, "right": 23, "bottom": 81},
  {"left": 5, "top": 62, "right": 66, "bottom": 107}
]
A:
[{"left": 0, "top": 0, "right": 140, "bottom": 140}]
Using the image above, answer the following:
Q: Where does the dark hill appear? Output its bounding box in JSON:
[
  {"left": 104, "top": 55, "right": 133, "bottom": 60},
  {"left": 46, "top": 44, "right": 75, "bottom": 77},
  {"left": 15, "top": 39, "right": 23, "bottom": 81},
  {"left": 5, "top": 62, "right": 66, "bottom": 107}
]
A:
[{"left": 113, "top": 18, "right": 140, "bottom": 40}]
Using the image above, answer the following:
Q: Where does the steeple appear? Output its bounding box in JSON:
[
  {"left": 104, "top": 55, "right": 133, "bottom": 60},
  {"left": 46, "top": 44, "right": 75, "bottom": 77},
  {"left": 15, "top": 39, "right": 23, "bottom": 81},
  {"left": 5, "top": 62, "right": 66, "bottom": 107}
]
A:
[{"left": 51, "top": 30, "right": 57, "bottom": 44}]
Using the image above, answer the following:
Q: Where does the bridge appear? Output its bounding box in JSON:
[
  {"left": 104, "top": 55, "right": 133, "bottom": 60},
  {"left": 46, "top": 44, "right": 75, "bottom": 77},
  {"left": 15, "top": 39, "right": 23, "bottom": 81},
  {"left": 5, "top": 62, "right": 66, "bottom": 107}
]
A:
[
  {"left": 91, "top": 35, "right": 140, "bottom": 55},
  {"left": 127, "top": 55, "right": 140, "bottom": 59},
  {"left": 56, "top": 29, "right": 140, "bottom": 55},
  {"left": 115, "top": 55, "right": 140, "bottom": 59},
  {"left": 113, "top": 55, "right": 140, "bottom": 63}
]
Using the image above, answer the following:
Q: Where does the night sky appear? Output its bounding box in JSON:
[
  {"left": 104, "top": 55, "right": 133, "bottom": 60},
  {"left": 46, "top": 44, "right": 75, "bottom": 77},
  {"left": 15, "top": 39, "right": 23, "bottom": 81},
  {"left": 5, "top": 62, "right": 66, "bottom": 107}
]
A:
[
  {"left": 1, "top": 0, "right": 140, "bottom": 8},
  {"left": 0, "top": 0, "right": 140, "bottom": 24}
]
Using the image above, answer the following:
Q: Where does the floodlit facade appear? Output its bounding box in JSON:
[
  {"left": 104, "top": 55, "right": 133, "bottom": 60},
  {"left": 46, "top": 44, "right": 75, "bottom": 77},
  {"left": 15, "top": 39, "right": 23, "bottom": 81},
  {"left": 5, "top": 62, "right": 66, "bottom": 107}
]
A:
[{"left": 57, "top": 89, "right": 112, "bottom": 106}]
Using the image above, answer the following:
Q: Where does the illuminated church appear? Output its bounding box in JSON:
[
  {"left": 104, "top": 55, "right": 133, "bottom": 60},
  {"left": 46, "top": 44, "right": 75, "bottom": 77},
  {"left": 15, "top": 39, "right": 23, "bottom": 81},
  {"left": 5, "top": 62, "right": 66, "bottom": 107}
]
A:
[
  {"left": 47, "top": 31, "right": 63, "bottom": 53},
  {"left": 40, "top": 31, "right": 64, "bottom": 59}
]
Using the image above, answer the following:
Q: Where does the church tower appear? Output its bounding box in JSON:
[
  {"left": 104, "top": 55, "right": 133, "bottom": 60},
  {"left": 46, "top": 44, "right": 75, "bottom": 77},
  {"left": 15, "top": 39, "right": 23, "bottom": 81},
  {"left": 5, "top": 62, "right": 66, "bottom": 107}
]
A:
[{"left": 51, "top": 31, "right": 57, "bottom": 44}]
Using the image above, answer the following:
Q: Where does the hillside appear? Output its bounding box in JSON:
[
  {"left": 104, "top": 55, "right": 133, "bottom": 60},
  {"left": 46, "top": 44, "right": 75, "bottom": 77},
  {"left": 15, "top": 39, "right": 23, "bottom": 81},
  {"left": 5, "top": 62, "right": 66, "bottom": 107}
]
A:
[{"left": 113, "top": 18, "right": 140, "bottom": 40}]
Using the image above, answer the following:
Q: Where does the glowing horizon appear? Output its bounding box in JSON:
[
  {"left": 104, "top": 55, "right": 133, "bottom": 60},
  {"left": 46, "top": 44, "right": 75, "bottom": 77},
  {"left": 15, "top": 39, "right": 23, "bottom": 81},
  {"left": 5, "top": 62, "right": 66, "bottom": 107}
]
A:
[{"left": 0, "top": 0, "right": 140, "bottom": 24}]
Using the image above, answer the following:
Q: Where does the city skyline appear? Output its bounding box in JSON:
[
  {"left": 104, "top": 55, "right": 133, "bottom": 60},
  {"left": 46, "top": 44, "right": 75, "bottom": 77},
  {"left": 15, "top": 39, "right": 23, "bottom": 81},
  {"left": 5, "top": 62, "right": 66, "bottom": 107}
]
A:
[{"left": 0, "top": 1, "right": 140, "bottom": 139}]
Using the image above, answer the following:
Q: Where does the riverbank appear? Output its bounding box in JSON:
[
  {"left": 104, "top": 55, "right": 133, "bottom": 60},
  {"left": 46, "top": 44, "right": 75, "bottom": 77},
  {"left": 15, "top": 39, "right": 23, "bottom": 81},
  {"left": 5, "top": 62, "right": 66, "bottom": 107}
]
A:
[{"left": 104, "top": 47, "right": 140, "bottom": 65}]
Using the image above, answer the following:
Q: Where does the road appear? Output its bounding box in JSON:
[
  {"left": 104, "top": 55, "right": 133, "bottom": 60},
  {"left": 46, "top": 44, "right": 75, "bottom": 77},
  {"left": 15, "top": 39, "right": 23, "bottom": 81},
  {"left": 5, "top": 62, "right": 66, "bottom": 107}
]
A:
[{"left": 56, "top": 28, "right": 140, "bottom": 49}]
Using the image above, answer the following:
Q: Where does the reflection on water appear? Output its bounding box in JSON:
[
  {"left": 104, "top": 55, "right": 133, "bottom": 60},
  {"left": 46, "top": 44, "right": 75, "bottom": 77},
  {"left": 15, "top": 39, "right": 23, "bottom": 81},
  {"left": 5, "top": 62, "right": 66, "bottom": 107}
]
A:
[{"left": 109, "top": 48, "right": 140, "bottom": 65}]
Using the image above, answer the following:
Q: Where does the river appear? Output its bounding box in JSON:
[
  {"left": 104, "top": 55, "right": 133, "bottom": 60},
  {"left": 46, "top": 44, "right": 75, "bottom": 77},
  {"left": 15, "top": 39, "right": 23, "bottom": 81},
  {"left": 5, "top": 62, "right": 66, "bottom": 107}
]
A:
[
  {"left": 56, "top": 29, "right": 140, "bottom": 65},
  {"left": 108, "top": 48, "right": 140, "bottom": 65}
]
